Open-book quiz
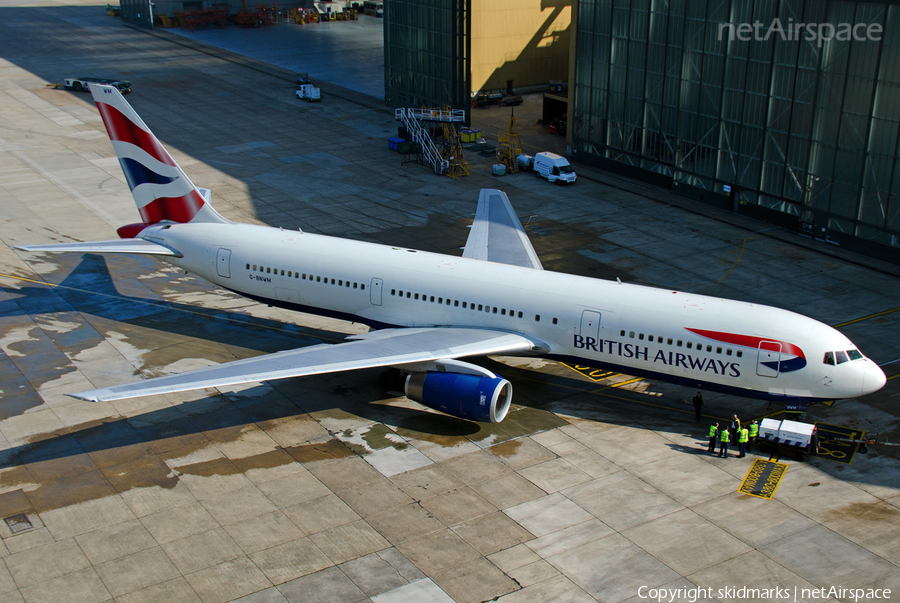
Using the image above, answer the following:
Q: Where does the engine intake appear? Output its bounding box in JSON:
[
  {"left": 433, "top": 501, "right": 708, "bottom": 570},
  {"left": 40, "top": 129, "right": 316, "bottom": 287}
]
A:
[{"left": 405, "top": 372, "right": 512, "bottom": 423}]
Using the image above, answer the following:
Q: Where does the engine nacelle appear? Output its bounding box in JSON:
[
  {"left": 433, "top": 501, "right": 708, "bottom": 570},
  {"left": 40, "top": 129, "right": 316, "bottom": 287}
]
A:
[{"left": 405, "top": 372, "right": 512, "bottom": 423}]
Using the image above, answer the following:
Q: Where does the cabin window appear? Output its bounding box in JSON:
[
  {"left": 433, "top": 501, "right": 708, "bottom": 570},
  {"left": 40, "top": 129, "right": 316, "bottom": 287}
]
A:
[
  {"left": 706, "top": 345, "right": 712, "bottom": 352},
  {"left": 288, "top": 271, "right": 292, "bottom": 277},
  {"left": 501, "top": 309, "right": 506, "bottom": 316},
  {"left": 629, "top": 331, "right": 635, "bottom": 338},
  {"left": 716, "top": 347, "right": 722, "bottom": 354},
  {"left": 687, "top": 342, "right": 693, "bottom": 349},
  {"left": 620, "top": 330, "right": 626, "bottom": 336},
  {"left": 478, "top": 304, "right": 483, "bottom": 311},
  {"left": 657, "top": 337, "right": 663, "bottom": 343},
  {"left": 462, "top": 302, "right": 467, "bottom": 308},
  {"left": 677, "top": 340, "right": 682, "bottom": 347},
  {"left": 338, "top": 280, "right": 343, "bottom": 286},
  {"left": 736, "top": 350, "right": 742, "bottom": 358},
  {"left": 391, "top": 289, "right": 396, "bottom": 295},
  {"left": 639, "top": 333, "right": 645, "bottom": 340},
  {"left": 552, "top": 317, "right": 557, "bottom": 324},
  {"left": 430, "top": 296, "right": 435, "bottom": 302},
  {"left": 667, "top": 338, "right": 673, "bottom": 345},
  {"left": 726, "top": 349, "right": 732, "bottom": 356},
  {"left": 535, "top": 314, "right": 540, "bottom": 321},
  {"left": 353, "top": 282, "right": 357, "bottom": 288},
  {"left": 331, "top": 279, "right": 335, "bottom": 285},
  {"left": 455, "top": 300, "right": 459, "bottom": 307},
  {"left": 518, "top": 312, "right": 524, "bottom": 318},
  {"left": 438, "top": 297, "right": 443, "bottom": 304},
  {"left": 647, "top": 334, "right": 653, "bottom": 341},
  {"left": 279, "top": 270, "right": 284, "bottom": 276},
  {"left": 361, "top": 284, "right": 365, "bottom": 290},
  {"left": 316, "top": 276, "right": 321, "bottom": 282},
  {"left": 446, "top": 299, "right": 451, "bottom": 305},
  {"left": 414, "top": 294, "right": 419, "bottom": 300},
  {"left": 266, "top": 267, "right": 271, "bottom": 273},
  {"left": 246, "top": 264, "right": 250, "bottom": 270},
  {"left": 406, "top": 292, "right": 410, "bottom": 298},
  {"left": 253, "top": 265, "right": 257, "bottom": 270}
]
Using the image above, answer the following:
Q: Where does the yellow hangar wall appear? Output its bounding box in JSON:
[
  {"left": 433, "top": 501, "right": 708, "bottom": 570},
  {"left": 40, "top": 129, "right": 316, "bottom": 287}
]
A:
[{"left": 471, "top": 0, "right": 572, "bottom": 93}]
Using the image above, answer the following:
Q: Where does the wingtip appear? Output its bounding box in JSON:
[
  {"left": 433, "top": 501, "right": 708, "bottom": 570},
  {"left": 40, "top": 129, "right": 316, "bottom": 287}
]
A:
[{"left": 67, "top": 391, "right": 100, "bottom": 402}]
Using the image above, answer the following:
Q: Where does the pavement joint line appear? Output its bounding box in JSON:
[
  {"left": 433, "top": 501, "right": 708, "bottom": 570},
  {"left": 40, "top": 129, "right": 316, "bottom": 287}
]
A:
[
  {"left": 0, "top": 270, "right": 348, "bottom": 343},
  {"left": 832, "top": 306, "right": 900, "bottom": 328}
]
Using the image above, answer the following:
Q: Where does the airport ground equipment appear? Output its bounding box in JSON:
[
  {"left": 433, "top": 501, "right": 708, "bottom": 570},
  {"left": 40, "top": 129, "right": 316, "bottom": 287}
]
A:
[
  {"left": 296, "top": 83, "right": 321, "bottom": 102},
  {"left": 394, "top": 108, "right": 464, "bottom": 175},
  {"left": 441, "top": 122, "right": 469, "bottom": 178},
  {"left": 758, "top": 418, "right": 818, "bottom": 460},
  {"left": 64, "top": 77, "right": 131, "bottom": 94},
  {"left": 532, "top": 151, "right": 577, "bottom": 184},
  {"left": 496, "top": 111, "right": 523, "bottom": 174}
]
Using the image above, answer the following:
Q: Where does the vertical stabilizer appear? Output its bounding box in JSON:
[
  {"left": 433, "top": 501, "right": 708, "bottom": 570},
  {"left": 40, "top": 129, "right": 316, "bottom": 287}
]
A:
[{"left": 91, "top": 85, "right": 229, "bottom": 225}]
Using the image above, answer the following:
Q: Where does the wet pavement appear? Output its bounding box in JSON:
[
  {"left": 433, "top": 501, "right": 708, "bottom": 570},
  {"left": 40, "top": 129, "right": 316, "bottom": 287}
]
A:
[{"left": 1, "top": 3, "right": 900, "bottom": 602}]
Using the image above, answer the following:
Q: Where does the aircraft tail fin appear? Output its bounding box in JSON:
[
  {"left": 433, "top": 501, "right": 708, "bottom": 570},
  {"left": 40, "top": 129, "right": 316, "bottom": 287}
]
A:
[{"left": 90, "top": 85, "right": 229, "bottom": 227}]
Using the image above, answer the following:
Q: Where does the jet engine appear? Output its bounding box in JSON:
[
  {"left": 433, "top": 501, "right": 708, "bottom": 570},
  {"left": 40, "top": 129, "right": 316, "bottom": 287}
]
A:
[{"left": 404, "top": 372, "right": 512, "bottom": 423}]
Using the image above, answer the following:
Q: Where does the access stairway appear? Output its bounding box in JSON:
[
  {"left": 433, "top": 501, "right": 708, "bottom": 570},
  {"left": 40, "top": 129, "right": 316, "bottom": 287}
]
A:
[{"left": 395, "top": 108, "right": 465, "bottom": 175}]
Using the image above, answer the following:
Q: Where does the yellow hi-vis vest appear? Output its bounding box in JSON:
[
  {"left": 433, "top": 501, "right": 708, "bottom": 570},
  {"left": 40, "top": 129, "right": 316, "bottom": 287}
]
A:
[
  {"left": 749, "top": 423, "right": 759, "bottom": 438},
  {"left": 709, "top": 425, "right": 718, "bottom": 438},
  {"left": 739, "top": 428, "right": 749, "bottom": 443},
  {"left": 720, "top": 430, "right": 730, "bottom": 443}
]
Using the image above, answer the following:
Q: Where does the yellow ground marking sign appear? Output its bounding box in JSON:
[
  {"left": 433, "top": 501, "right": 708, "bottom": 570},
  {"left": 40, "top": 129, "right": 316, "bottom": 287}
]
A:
[
  {"left": 813, "top": 423, "right": 864, "bottom": 465},
  {"left": 739, "top": 458, "right": 788, "bottom": 499},
  {"left": 560, "top": 363, "right": 619, "bottom": 383}
]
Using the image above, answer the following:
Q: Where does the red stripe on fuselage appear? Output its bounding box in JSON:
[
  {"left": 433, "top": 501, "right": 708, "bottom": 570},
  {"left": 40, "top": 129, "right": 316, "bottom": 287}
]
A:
[
  {"left": 685, "top": 328, "right": 806, "bottom": 359},
  {"left": 138, "top": 191, "right": 206, "bottom": 224},
  {"left": 95, "top": 102, "right": 174, "bottom": 167}
]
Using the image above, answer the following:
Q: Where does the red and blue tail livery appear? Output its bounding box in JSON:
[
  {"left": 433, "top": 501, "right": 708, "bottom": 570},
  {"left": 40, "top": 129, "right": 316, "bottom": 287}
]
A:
[{"left": 91, "top": 85, "right": 228, "bottom": 228}]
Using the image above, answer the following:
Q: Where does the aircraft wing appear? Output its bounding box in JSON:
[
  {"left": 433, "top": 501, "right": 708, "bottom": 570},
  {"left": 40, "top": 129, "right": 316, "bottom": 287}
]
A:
[
  {"left": 69, "top": 327, "right": 543, "bottom": 402},
  {"left": 462, "top": 189, "right": 543, "bottom": 270},
  {"left": 15, "top": 239, "right": 182, "bottom": 257}
]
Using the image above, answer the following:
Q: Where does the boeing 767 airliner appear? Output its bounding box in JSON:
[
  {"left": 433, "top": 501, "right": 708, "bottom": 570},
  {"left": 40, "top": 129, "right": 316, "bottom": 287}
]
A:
[{"left": 14, "top": 85, "right": 886, "bottom": 423}]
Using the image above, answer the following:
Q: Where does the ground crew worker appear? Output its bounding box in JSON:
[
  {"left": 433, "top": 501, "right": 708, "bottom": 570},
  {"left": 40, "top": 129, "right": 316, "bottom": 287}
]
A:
[
  {"left": 748, "top": 420, "right": 759, "bottom": 452},
  {"left": 708, "top": 422, "right": 719, "bottom": 453},
  {"left": 692, "top": 392, "right": 704, "bottom": 421},
  {"left": 719, "top": 426, "right": 730, "bottom": 458},
  {"left": 738, "top": 426, "right": 749, "bottom": 458}
]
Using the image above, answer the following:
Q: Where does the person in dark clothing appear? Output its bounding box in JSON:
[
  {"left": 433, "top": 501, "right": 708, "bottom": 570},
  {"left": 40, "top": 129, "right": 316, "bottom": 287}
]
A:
[{"left": 692, "top": 391, "right": 704, "bottom": 421}]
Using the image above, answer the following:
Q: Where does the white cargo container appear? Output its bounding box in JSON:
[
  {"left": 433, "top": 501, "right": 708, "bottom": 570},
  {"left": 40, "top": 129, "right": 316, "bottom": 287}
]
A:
[{"left": 758, "top": 418, "right": 818, "bottom": 459}]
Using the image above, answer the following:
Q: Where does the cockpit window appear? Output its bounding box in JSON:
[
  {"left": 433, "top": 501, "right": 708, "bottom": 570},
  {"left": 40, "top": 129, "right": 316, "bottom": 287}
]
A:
[
  {"left": 835, "top": 350, "right": 849, "bottom": 364},
  {"left": 847, "top": 349, "right": 864, "bottom": 361},
  {"left": 823, "top": 352, "right": 835, "bottom": 365}
]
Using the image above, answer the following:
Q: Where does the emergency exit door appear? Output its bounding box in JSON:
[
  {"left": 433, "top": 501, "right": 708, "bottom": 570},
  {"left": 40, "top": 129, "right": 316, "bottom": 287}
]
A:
[{"left": 370, "top": 278, "right": 383, "bottom": 306}]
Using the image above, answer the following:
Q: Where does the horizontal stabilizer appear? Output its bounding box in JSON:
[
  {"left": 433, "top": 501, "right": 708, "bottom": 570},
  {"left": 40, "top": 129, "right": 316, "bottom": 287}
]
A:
[
  {"left": 15, "top": 238, "right": 182, "bottom": 257},
  {"left": 70, "top": 327, "right": 546, "bottom": 402}
]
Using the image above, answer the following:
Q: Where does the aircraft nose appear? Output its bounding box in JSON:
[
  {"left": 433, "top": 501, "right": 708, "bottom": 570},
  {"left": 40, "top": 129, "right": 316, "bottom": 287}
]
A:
[{"left": 862, "top": 363, "right": 887, "bottom": 396}]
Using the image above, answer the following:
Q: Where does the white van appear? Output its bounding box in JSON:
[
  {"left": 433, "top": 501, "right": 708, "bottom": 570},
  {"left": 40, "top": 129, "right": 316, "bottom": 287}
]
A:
[{"left": 533, "top": 152, "right": 576, "bottom": 184}]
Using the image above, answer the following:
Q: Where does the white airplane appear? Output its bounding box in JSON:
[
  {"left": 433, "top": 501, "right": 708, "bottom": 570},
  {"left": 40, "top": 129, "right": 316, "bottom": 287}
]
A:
[{"left": 15, "top": 85, "right": 887, "bottom": 423}]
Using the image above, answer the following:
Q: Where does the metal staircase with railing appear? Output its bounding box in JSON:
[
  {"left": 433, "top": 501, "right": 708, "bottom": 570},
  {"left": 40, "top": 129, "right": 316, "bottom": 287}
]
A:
[{"left": 395, "top": 108, "right": 465, "bottom": 175}]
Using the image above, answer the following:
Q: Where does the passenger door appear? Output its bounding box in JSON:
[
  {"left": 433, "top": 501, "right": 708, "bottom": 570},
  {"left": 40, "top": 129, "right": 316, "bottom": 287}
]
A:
[
  {"left": 216, "top": 248, "right": 231, "bottom": 278},
  {"left": 757, "top": 341, "right": 781, "bottom": 378}
]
